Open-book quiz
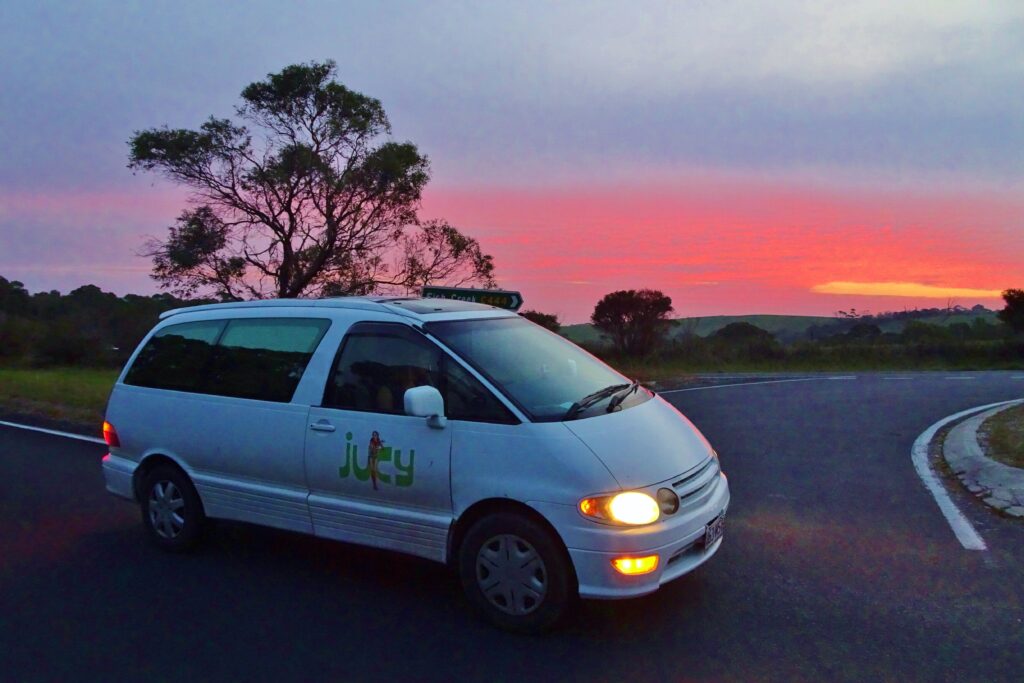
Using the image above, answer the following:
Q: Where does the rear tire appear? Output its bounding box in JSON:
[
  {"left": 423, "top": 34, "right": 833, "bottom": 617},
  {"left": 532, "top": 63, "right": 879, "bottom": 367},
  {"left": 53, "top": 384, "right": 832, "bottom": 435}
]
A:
[
  {"left": 139, "top": 464, "right": 205, "bottom": 552},
  {"left": 458, "top": 512, "right": 574, "bottom": 633}
]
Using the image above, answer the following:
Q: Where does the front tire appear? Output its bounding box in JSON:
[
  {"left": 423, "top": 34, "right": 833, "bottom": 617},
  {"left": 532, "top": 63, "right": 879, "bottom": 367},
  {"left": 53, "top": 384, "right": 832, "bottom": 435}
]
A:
[
  {"left": 140, "top": 464, "right": 205, "bottom": 552},
  {"left": 458, "top": 512, "right": 574, "bottom": 633}
]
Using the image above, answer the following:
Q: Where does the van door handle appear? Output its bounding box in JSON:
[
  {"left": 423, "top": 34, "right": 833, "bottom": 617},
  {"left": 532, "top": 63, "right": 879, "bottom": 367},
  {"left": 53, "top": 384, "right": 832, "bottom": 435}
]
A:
[{"left": 309, "top": 421, "right": 336, "bottom": 433}]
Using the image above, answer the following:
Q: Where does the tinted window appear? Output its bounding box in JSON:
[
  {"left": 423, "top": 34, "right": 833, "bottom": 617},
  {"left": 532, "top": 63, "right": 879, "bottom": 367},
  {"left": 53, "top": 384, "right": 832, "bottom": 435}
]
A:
[
  {"left": 325, "top": 325, "right": 442, "bottom": 414},
  {"left": 445, "top": 359, "right": 515, "bottom": 423},
  {"left": 205, "top": 318, "right": 330, "bottom": 402},
  {"left": 325, "top": 323, "right": 516, "bottom": 423},
  {"left": 124, "top": 320, "right": 225, "bottom": 392},
  {"left": 426, "top": 317, "right": 649, "bottom": 422}
]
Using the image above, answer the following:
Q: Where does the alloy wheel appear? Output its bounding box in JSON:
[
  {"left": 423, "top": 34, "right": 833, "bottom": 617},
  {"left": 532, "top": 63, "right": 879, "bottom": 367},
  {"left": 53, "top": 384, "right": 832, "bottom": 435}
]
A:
[{"left": 148, "top": 480, "right": 186, "bottom": 539}]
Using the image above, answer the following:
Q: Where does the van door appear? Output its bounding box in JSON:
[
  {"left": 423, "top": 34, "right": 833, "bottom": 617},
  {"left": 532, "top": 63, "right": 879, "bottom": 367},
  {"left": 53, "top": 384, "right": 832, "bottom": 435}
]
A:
[
  {"left": 304, "top": 322, "right": 453, "bottom": 562},
  {"left": 118, "top": 316, "right": 331, "bottom": 535}
]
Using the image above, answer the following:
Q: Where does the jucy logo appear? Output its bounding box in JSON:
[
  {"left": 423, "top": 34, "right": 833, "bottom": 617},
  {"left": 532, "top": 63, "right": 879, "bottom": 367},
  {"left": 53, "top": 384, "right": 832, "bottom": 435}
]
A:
[{"left": 339, "top": 431, "right": 414, "bottom": 489}]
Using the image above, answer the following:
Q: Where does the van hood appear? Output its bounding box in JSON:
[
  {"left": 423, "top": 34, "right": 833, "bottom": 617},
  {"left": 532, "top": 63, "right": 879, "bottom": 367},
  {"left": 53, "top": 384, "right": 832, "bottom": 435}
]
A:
[{"left": 563, "top": 394, "right": 714, "bottom": 490}]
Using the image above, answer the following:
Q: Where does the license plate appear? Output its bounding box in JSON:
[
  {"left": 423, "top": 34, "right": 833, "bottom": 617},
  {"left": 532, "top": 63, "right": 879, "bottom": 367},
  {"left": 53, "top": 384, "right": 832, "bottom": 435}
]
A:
[{"left": 703, "top": 514, "right": 725, "bottom": 547}]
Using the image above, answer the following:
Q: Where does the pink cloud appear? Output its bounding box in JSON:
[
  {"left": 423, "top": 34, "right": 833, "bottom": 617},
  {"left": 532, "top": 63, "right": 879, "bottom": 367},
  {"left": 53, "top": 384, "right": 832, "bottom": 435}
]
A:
[{"left": 423, "top": 179, "right": 1024, "bottom": 321}]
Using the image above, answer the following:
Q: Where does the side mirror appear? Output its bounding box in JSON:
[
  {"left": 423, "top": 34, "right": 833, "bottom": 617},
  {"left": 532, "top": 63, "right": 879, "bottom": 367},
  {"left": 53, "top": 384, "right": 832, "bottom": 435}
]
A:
[{"left": 404, "top": 385, "right": 447, "bottom": 429}]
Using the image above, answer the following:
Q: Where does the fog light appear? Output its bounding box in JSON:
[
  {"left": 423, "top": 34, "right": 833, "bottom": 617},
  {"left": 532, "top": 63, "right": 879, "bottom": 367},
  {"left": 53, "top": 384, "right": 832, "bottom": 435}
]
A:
[{"left": 611, "top": 555, "right": 659, "bottom": 576}]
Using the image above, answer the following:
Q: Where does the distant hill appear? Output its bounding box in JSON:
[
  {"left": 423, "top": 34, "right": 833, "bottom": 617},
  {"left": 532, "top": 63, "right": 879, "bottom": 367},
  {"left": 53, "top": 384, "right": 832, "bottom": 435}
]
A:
[{"left": 561, "top": 310, "right": 1000, "bottom": 346}]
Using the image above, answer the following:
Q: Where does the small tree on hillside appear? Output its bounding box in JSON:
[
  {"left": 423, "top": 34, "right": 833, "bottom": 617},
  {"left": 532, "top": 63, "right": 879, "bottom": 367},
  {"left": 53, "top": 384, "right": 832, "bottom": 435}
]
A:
[
  {"left": 711, "top": 321, "right": 781, "bottom": 360},
  {"left": 713, "top": 322, "right": 775, "bottom": 343},
  {"left": 591, "top": 289, "right": 673, "bottom": 356},
  {"left": 998, "top": 289, "right": 1024, "bottom": 333},
  {"left": 129, "top": 60, "right": 494, "bottom": 300},
  {"left": 520, "top": 309, "right": 561, "bottom": 332}
]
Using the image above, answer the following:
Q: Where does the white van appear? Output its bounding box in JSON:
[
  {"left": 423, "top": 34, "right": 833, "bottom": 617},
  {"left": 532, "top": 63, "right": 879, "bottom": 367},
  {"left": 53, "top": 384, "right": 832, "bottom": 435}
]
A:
[{"left": 101, "top": 297, "right": 729, "bottom": 631}]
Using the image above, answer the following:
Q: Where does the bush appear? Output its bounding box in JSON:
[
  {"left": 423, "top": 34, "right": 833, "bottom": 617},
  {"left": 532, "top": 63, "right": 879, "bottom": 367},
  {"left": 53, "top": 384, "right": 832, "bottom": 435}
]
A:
[
  {"left": 0, "top": 316, "right": 43, "bottom": 360},
  {"left": 33, "top": 319, "right": 108, "bottom": 367}
]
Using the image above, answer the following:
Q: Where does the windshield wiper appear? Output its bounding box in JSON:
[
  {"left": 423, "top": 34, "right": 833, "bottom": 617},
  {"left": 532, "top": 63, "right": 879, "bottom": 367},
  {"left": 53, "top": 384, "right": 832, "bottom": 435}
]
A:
[
  {"left": 563, "top": 383, "right": 631, "bottom": 421},
  {"left": 606, "top": 379, "right": 641, "bottom": 413}
]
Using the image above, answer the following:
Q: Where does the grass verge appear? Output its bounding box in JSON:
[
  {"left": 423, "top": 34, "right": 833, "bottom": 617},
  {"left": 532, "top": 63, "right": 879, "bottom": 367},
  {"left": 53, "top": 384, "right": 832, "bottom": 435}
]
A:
[
  {"left": 0, "top": 367, "right": 117, "bottom": 426},
  {"left": 982, "top": 404, "right": 1024, "bottom": 469}
]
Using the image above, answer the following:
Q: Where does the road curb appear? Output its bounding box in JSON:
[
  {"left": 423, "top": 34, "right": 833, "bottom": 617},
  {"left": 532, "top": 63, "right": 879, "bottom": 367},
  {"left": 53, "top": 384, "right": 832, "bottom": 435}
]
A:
[{"left": 943, "top": 401, "right": 1024, "bottom": 518}]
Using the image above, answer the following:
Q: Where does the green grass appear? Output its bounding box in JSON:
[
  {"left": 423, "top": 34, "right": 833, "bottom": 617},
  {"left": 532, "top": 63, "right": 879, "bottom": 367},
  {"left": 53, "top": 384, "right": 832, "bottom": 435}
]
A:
[
  {"left": 983, "top": 404, "right": 1024, "bottom": 469},
  {"left": 0, "top": 367, "right": 117, "bottom": 425}
]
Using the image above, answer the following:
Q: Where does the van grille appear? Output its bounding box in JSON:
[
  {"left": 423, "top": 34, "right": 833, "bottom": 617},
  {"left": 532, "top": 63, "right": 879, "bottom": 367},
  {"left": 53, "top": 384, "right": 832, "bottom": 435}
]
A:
[{"left": 671, "top": 456, "right": 719, "bottom": 507}]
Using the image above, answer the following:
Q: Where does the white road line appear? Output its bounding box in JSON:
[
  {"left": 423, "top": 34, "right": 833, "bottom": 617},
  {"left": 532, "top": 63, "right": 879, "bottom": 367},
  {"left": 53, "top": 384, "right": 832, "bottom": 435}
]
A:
[
  {"left": 910, "top": 400, "right": 1023, "bottom": 551},
  {"left": 945, "top": 376, "right": 975, "bottom": 380},
  {"left": 1011, "top": 376, "right": 1024, "bottom": 380},
  {"left": 0, "top": 420, "right": 105, "bottom": 445},
  {"left": 659, "top": 376, "right": 855, "bottom": 394}
]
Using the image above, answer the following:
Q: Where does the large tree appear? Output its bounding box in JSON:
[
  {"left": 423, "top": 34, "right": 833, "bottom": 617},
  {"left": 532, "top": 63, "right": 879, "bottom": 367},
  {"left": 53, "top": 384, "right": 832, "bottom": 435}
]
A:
[
  {"left": 591, "top": 289, "right": 674, "bottom": 356},
  {"left": 129, "top": 60, "right": 494, "bottom": 300},
  {"left": 998, "top": 288, "right": 1024, "bottom": 333}
]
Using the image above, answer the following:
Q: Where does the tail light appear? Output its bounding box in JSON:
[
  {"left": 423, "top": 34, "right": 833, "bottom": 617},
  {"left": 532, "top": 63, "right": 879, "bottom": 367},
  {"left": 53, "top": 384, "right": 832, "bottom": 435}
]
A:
[{"left": 102, "top": 421, "right": 120, "bottom": 448}]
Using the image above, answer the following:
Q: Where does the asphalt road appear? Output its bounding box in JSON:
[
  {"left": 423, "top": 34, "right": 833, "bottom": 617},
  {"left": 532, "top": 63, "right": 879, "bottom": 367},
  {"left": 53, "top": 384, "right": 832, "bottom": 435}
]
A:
[{"left": 2, "top": 372, "right": 1023, "bottom": 682}]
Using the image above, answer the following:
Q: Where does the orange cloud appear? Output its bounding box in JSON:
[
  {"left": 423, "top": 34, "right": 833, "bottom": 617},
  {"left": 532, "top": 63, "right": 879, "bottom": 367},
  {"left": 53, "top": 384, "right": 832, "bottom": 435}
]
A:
[{"left": 811, "top": 282, "right": 1004, "bottom": 299}]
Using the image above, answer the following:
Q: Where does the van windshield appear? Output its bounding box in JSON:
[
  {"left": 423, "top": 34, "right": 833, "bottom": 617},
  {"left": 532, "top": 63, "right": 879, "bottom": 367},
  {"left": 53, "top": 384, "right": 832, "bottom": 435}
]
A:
[{"left": 425, "top": 316, "right": 649, "bottom": 422}]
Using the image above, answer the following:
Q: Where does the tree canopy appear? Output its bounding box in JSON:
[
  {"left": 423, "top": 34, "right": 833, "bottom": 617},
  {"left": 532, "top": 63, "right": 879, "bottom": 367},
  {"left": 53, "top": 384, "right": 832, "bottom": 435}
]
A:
[
  {"left": 998, "top": 289, "right": 1024, "bottom": 333},
  {"left": 0, "top": 276, "right": 202, "bottom": 365},
  {"left": 713, "top": 322, "right": 775, "bottom": 343},
  {"left": 591, "top": 289, "right": 673, "bottom": 356},
  {"left": 520, "top": 309, "right": 561, "bottom": 332},
  {"left": 129, "top": 60, "right": 494, "bottom": 300}
]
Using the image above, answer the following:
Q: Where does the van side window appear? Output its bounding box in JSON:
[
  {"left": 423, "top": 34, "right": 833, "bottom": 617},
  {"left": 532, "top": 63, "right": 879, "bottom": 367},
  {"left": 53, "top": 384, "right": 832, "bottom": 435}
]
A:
[
  {"left": 324, "top": 322, "right": 517, "bottom": 424},
  {"left": 124, "top": 320, "right": 225, "bottom": 392},
  {"left": 325, "top": 324, "right": 442, "bottom": 414},
  {"left": 444, "top": 360, "right": 518, "bottom": 424},
  {"left": 204, "top": 318, "right": 331, "bottom": 402}
]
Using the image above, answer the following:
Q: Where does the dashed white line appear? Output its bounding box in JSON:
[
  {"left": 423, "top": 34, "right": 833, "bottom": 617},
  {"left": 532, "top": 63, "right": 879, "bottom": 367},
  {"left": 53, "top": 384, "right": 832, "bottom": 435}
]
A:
[
  {"left": 659, "top": 376, "right": 855, "bottom": 394},
  {"left": 945, "top": 376, "right": 975, "bottom": 380},
  {"left": 910, "top": 400, "right": 1024, "bottom": 551},
  {"left": 0, "top": 420, "right": 105, "bottom": 445}
]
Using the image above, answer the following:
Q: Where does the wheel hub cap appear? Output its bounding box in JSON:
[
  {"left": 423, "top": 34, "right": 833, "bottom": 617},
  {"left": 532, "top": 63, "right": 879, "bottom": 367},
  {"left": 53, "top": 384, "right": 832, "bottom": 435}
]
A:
[
  {"left": 475, "top": 534, "right": 548, "bottom": 615},
  {"left": 148, "top": 480, "right": 185, "bottom": 539}
]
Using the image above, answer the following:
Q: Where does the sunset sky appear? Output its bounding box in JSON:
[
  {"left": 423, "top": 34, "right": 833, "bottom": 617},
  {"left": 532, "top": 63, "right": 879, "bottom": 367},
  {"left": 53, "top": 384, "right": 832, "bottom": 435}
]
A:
[{"left": 2, "top": 1, "right": 1022, "bottom": 322}]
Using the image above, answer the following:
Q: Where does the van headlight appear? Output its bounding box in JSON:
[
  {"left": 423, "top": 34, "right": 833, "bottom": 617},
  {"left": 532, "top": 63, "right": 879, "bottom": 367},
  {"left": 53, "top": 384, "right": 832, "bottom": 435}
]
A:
[{"left": 579, "top": 491, "right": 660, "bottom": 525}]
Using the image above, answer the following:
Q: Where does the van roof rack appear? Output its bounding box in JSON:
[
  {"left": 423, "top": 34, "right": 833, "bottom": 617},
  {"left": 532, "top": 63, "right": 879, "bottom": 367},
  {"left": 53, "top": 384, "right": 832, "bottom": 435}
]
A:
[{"left": 157, "top": 295, "right": 502, "bottom": 320}]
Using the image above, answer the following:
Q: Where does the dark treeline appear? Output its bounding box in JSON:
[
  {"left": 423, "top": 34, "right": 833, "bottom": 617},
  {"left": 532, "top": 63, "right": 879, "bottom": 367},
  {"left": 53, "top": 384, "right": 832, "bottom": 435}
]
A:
[
  {"left": 0, "top": 276, "right": 210, "bottom": 366},
  {"left": 575, "top": 289, "right": 1024, "bottom": 370},
  {"left": 3, "top": 275, "right": 1022, "bottom": 370},
  {"left": 802, "top": 305, "right": 1001, "bottom": 343},
  {"left": 581, "top": 312, "right": 1024, "bottom": 371}
]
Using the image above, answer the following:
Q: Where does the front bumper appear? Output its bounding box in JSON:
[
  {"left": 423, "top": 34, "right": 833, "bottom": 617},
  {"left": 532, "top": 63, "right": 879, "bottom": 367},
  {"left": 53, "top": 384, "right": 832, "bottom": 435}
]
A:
[
  {"left": 531, "top": 471, "right": 730, "bottom": 599},
  {"left": 102, "top": 453, "right": 137, "bottom": 501},
  {"left": 567, "top": 515, "right": 725, "bottom": 599}
]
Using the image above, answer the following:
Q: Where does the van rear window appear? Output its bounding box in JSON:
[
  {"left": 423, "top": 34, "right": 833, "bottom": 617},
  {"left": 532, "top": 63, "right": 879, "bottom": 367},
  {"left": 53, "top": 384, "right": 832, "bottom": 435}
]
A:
[
  {"left": 124, "top": 317, "right": 330, "bottom": 402},
  {"left": 205, "top": 318, "right": 330, "bottom": 402},
  {"left": 124, "top": 320, "right": 225, "bottom": 393}
]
